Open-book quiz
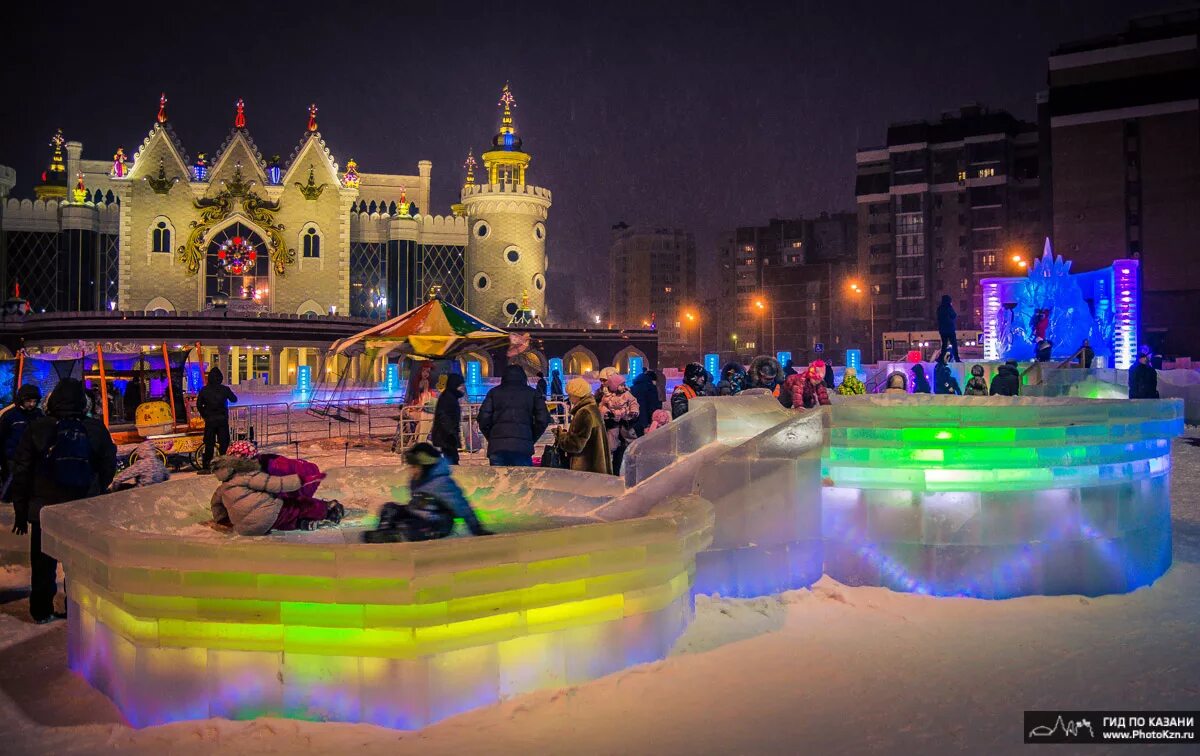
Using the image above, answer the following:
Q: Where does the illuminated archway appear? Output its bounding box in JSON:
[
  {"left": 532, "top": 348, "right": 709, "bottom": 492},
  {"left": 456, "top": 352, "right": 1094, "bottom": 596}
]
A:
[
  {"left": 456, "top": 351, "right": 494, "bottom": 379},
  {"left": 612, "top": 346, "right": 649, "bottom": 373},
  {"left": 563, "top": 346, "right": 598, "bottom": 376}
]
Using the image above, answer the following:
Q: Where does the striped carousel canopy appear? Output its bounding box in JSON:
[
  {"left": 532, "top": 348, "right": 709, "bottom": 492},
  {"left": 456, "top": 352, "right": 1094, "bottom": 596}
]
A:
[{"left": 329, "top": 294, "right": 509, "bottom": 359}]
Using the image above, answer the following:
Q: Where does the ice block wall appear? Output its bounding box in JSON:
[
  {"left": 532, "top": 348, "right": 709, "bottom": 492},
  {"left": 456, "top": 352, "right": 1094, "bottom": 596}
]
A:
[
  {"left": 40, "top": 467, "right": 713, "bottom": 729},
  {"left": 822, "top": 395, "right": 1183, "bottom": 597}
]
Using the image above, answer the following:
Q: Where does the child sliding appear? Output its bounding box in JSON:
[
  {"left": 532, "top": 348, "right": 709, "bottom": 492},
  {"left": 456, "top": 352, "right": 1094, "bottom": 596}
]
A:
[{"left": 362, "top": 443, "right": 492, "bottom": 543}]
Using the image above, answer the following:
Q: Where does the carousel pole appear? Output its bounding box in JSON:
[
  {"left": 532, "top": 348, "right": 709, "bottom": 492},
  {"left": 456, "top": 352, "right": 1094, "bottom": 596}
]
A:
[
  {"left": 162, "top": 342, "right": 178, "bottom": 427},
  {"left": 16, "top": 349, "right": 24, "bottom": 388},
  {"left": 95, "top": 344, "right": 110, "bottom": 427}
]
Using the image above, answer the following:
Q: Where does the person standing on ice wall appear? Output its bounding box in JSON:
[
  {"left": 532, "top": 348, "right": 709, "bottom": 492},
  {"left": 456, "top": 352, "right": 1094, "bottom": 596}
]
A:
[
  {"left": 197, "top": 366, "right": 237, "bottom": 473},
  {"left": 10, "top": 378, "right": 117, "bottom": 624},
  {"left": 936, "top": 294, "right": 960, "bottom": 363}
]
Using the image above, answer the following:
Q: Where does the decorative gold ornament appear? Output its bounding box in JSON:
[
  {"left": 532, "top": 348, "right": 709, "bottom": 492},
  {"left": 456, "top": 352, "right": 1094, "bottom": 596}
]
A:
[
  {"left": 144, "top": 158, "right": 181, "bottom": 195},
  {"left": 294, "top": 165, "right": 327, "bottom": 201}
]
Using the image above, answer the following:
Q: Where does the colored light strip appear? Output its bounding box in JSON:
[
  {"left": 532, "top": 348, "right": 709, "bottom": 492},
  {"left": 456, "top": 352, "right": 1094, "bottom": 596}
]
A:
[
  {"left": 1113, "top": 259, "right": 1139, "bottom": 370},
  {"left": 826, "top": 438, "right": 1170, "bottom": 469},
  {"left": 982, "top": 280, "right": 1001, "bottom": 361}
]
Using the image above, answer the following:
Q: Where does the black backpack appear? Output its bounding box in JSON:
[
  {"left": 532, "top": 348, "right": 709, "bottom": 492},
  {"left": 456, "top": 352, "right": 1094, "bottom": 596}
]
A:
[{"left": 44, "top": 418, "right": 95, "bottom": 490}]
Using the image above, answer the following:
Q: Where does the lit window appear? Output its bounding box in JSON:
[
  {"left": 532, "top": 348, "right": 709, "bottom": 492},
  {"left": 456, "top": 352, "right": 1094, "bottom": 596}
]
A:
[
  {"left": 960, "top": 277, "right": 969, "bottom": 290},
  {"left": 302, "top": 227, "right": 321, "bottom": 258},
  {"left": 664, "top": 286, "right": 672, "bottom": 293},
  {"left": 152, "top": 221, "right": 171, "bottom": 253},
  {"left": 742, "top": 244, "right": 754, "bottom": 252},
  {"left": 957, "top": 171, "right": 967, "bottom": 182},
  {"left": 978, "top": 168, "right": 995, "bottom": 178},
  {"left": 791, "top": 241, "right": 802, "bottom": 248}
]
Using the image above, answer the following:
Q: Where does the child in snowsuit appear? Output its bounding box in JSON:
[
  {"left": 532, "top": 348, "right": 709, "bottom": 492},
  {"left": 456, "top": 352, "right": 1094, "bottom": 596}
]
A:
[
  {"left": 598, "top": 373, "right": 639, "bottom": 473},
  {"left": 836, "top": 367, "right": 866, "bottom": 396},
  {"left": 210, "top": 441, "right": 343, "bottom": 535},
  {"left": 964, "top": 365, "right": 988, "bottom": 396},
  {"left": 111, "top": 440, "right": 170, "bottom": 490},
  {"left": 646, "top": 409, "right": 671, "bottom": 433},
  {"left": 362, "top": 443, "right": 491, "bottom": 542},
  {"left": 785, "top": 361, "right": 830, "bottom": 409}
]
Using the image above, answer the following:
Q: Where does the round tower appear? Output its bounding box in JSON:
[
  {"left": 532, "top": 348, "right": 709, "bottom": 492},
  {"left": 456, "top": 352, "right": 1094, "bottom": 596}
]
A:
[{"left": 462, "top": 83, "right": 552, "bottom": 325}]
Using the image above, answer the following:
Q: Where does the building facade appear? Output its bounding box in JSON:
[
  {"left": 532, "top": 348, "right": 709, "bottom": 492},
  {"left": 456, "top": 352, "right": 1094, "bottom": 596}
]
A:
[
  {"left": 0, "top": 87, "right": 549, "bottom": 329},
  {"left": 854, "top": 105, "right": 1043, "bottom": 346},
  {"left": 608, "top": 224, "right": 698, "bottom": 357},
  {"left": 1044, "top": 9, "right": 1200, "bottom": 356},
  {"left": 717, "top": 214, "right": 857, "bottom": 362}
]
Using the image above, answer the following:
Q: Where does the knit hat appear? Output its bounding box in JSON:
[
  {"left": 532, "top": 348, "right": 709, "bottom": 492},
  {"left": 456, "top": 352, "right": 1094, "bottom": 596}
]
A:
[
  {"left": 404, "top": 442, "right": 442, "bottom": 466},
  {"left": 566, "top": 377, "right": 593, "bottom": 399},
  {"left": 605, "top": 373, "right": 626, "bottom": 391},
  {"left": 226, "top": 440, "right": 258, "bottom": 458}
]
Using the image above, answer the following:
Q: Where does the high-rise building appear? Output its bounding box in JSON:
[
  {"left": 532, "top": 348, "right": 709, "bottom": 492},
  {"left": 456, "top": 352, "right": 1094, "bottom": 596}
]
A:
[
  {"left": 717, "top": 214, "right": 857, "bottom": 361},
  {"left": 608, "top": 224, "right": 698, "bottom": 354},
  {"left": 1044, "top": 9, "right": 1200, "bottom": 355},
  {"left": 855, "top": 106, "right": 1043, "bottom": 353}
]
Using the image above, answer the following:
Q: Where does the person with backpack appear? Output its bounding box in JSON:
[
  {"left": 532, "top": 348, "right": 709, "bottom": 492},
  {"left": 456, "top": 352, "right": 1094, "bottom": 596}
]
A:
[
  {"left": 362, "top": 443, "right": 491, "bottom": 542},
  {"left": 10, "top": 378, "right": 117, "bottom": 623},
  {"left": 197, "top": 366, "right": 238, "bottom": 473},
  {"left": 0, "top": 384, "right": 43, "bottom": 502}
]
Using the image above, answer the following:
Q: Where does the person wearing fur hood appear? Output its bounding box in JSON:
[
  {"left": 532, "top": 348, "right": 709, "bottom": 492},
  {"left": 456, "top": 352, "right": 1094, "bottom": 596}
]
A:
[
  {"left": 210, "top": 441, "right": 342, "bottom": 535},
  {"left": 747, "top": 355, "right": 791, "bottom": 407}
]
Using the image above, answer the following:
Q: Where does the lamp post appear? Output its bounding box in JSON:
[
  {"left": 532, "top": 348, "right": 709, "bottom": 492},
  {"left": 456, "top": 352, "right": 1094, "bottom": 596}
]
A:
[
  {"left": 684, "top": 310, "right": 702, "bottom": 357},
  {"left": 849, "top": 281, "right": 876, "bottom": 363},
  {"left": 732, "top": 332, "right": 739, "bottom": 358},
  {"left": 754, "top": 298, "right": 774, "bottom": 354}
]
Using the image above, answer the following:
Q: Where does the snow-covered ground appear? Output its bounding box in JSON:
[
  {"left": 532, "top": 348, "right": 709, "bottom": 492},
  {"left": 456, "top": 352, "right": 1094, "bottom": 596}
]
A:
[{"left": 1, "top": 434, "right": 1198, "bottom": 754}]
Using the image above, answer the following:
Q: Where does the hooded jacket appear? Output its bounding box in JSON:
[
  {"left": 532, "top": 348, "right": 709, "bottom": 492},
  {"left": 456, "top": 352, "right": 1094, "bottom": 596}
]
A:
[
  {"left": 716, "top": 363, "right": 747, "bottom": 396},
  {"left": 629, "top": 371, "right": 662, "bottom": 431},
  {"left": 11, "top": 378, "right": 117, "bottom": 522},
  {"left": 936, "top": 295, "right": 957, "bottom": 334},
  {"left": 911, "top": 364, "right": 931, "bottom": 394},
  {"left": 837, "top": 368, "right": 866, "bottom": 396},
  {"left": 556, "top": 394, "right": 612, "bottom": 474},
  {"left": 196, "top": 367, "right": 238, "bottom": 423},
  {"left": 884, "top": 371, "right": 908, "bottom": 394},
  {"left": 430, "top": 373, "right": 465, "bottom": 452},
  {"left": 0, "top": 384, "right": 44, "bottom": 465},
  {"left": 934, "top": 360, "right": 962, "bottom": 395},
  {"left": 671, "top": 363, "right": 707, "bottom": 419},
  {"left": 1128, "top": 360, "right": 1159, "bottom": 399},
  {"left": 112, "top": 440, "right": 170, "bottom": 488},
  {"left": 210, "top": 455, "right": 303, "bottom": 535},
  {"left": 964, "top": 366, "right": 988, "bottom": 396},
  {"left": 989, "top": 363, "right": 1021, "bottom": 396},
  {"left": 748, "top": 355, "right": 791, "bottom": 407},
  {"left": 410, "top": 457, "right": 486, "bottom": 534},
  {"left": 477, "top": 365, "right": 551, "bottom": 456}
]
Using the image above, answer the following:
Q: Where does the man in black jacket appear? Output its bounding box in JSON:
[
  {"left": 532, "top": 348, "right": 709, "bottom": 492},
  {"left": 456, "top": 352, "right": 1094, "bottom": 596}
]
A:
[
  {"left": 1128, "top": 353, "right": 1159, "bottom": 399},
  {"left": 477, "top": 364, "right": 551, "bottom": 466},
  {"left": 11, "top": 378, "right": 117, "bottom": 623},
  {"left": 989, "top": 360, "right": 1021, "bottom": 396},
  {"left": 937, "top": 294, "right": 960, "bottom": 362},
  {"left": 196, "top": 366, "right": 238, "bottom": 472},
  {"left": 0, "top": 384, "right": 43, "bottom": 501},
  {"left": 430, "top": 372, "right": 465, "bottom": 464}
]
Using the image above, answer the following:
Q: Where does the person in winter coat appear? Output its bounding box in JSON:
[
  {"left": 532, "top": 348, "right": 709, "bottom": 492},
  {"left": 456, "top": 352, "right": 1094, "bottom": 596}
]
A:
[
  {"left": 884, "top": 371, "right": 908, "bottom": 394},
  {"left": 936, "top": 294, "right": 960, "bottom": 362},
  {"left": 646, "top": 408, "right": 671, "bottom": 433},
  {"left": 964, "top": 365, "right": 989, "bottom": 396},
  {"left": 478, "top": 364, "right": 551, "bottom": 466},
  {"left": 1036, "top": 339, "right": 1053, "bottom": 363},
  {"left": 911, "top": 363, "right": 931, "bottom": 394},
  {"left": 210, "top": 441, "right": 343, "bottom": 535},
  {"left": 111, "top": 441, "right": 169, "bottom": 490},
  {"left": 716, "top": 362, "right": 748, "bottom": 396},
  {"left": 629, "top": 370, "right": 661, "bottom": 434},
  {"left": 671, "top": 362, "right": 708, "bottom": 419},
  {"left": 598, "top": 373, "right": 639, "bottom": 473},
  {"left": 1078, "top": 338, "right": 1095, "bottom": 369},
  {"left": 934, "top": 353, "right": 962, "bottom": 395},
  {"left": 837, "top": 367, "right": 866, "bottom": 396},
  {"left": 535, "top": 372, "right": 548, "bottom": 398},
  {"left": 549, "top": 370, "right": 564, "bottom": 400},
  {"left": 362, "top": 443, "right": 492, "bottom": 542},
  {"left": 823, "top": 362, "right": 835, "bottom": 389},
  {"left": 10, "top": 378, "right": 117, "bottom": 623},
  {"left": 990, "top": 360, "right": 1021, "bottom": 396},
  {"left": 430, "top": 372, "right": 465, "bottom": 464},
  {"left": 197, "top": 366, "right": 238, "bottom": 472},
  {"left": 785, "top": 361, "right": 831, "bottom": 409},
  {"left": 257, "top": 451, "right": 340, "bottom": 524},
  {"left": 0, "top": 384, "right": 43, "bottom": 501},
  {"left": 1033, "top": 309, "right": 1050, "bottom": 342},
  {"left": 747, "top": 355, "right": 791, "bottom": 407},
  {"left": 555, "top": 378, "right": 612, "bottom": 474},
  {"left": 1128, "top": 353, "right": 1159, "bottom": 399}
]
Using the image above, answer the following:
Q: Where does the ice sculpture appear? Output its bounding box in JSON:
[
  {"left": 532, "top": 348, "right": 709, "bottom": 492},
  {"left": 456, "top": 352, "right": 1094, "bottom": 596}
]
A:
[
  {"left": 40, "top": 466, "right": 714, "bottom": 729},
  {"left": 822, "top": 395, "right": 1182, "bottom": 598}
]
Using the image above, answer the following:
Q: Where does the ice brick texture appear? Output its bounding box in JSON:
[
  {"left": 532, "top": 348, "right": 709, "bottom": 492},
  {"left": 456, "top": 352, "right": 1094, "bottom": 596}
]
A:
[
  {"left": 822, "top": 395, "right": 1184, "bottom": 598},
  {"left": 40, "top": 466, "right": 713, "bottom": 729}
]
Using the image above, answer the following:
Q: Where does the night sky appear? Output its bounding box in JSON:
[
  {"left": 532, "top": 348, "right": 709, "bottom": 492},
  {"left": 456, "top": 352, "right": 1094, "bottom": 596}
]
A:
[{"left": 0, "top": 0, "right": 1162, "bottom": 319}]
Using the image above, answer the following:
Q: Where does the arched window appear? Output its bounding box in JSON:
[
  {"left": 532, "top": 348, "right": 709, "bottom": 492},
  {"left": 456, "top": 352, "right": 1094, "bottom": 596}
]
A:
[
  {"left": 152, "top": 220, "right": 171, "bottom": 253},
  {"left": 205, "top": 222, "right": 269, "bottom": 307},
  {"left": 302, "top": 226, "right": 321, "bottom": 258}
]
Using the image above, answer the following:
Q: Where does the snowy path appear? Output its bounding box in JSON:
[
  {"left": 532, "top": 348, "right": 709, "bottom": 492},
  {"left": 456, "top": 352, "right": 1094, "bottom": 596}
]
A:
[{"left": 1, "top": 435, "right": 1198, "bottom": 754}]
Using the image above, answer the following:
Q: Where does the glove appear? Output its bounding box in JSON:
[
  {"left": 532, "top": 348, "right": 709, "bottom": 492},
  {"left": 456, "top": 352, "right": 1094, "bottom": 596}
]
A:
[{"left": 12, "top": 502, "right": 28, "bottom": 536}]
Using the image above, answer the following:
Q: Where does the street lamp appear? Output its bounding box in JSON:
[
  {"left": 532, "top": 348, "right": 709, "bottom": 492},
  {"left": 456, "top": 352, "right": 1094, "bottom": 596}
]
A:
[
  {"left": 684, "top": 310, "right": 702, "bottom": 356},
  {"left": 849, "top": 281, "right": 876, "bottom": 364},
  {"left": 753, "top": 297, "right": 775, "bottom": 354}
]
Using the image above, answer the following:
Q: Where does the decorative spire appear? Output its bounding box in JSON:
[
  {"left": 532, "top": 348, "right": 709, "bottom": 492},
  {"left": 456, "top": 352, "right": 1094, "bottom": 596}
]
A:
[
  {"left": 342, "top": 158, "right": 360, "bottom": 188},
  {"left": 35, "top": 129, "right": 68, "bottom": 200},
  {"left": 498, "top": 82, "right": 516, "bottom": 134},
  {"left": 234, "top": 98, "right": 246, "bottom": 129},
  {"left": 49, "top": 129, "right": 66, "bottom": 173},
  {"left": 111, "top": 147, "right": 128, "bottom": 178},
  {"left": 463, "top": 150, "right": 477, "bottom": 186},
  {"left": 156, "top": 93, "right": 168, "bottom": 124},
  {"left": 521, "top": 289, "right": 530, "bottom": 309},
  {"left": 307, "top": 103, "right": 318, "bottom": 132}
]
